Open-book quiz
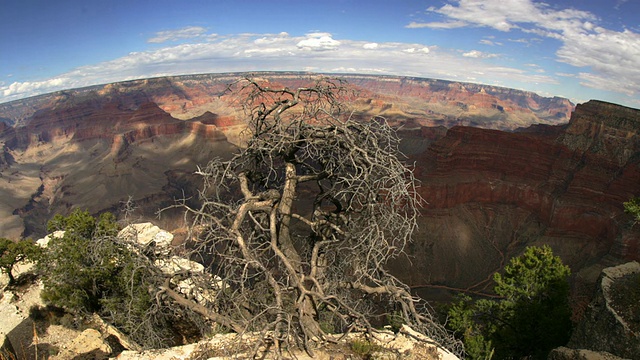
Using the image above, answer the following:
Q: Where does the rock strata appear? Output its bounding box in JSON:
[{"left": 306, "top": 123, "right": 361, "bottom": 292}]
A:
[
  {"left": 396, "top": 100, "right": 640, "bottom": 298},
  {"left": 1, "top": 74, "right": 637, "bottom": 315}
]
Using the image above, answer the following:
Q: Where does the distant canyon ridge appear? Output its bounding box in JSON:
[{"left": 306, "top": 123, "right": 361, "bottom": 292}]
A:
[{"left": 1, "top": 72, "right": 638, "bottom": 302}]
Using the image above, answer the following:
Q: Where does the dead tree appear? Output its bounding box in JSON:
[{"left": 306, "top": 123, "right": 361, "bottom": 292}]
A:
[{"left": 173, "top": 77, "right": 462, "bottom": 356}]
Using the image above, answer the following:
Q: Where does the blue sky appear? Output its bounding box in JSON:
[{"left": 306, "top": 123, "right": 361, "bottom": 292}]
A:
[{"left": 1, "top": 0, "right": 639, "bottom": 107}]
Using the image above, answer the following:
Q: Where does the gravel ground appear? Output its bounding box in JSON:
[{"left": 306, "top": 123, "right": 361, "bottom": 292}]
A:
[{"left": 1, "top": 266, "right": 83, "bottom": 359}]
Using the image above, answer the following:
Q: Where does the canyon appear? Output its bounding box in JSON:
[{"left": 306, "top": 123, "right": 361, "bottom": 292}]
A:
[
  {"left": 0, "top": 72, "right": 637, "bottom": 305},
  {"left": 395, "top": 100, "right": 640, "bottom": 304}
]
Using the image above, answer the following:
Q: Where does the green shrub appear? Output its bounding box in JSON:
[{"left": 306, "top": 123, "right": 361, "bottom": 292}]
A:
[
  {"left": 350, "top": 338, "right": 383, "bottom": 359},
  {"left": 385, "top": 310, "right": 404, "bottom": 333},
  {"left": 0, "top": 237, "right": 42, "bottom": 285},
  {"left": 447, "top": 245, "right": 572, "bottom": 360},
  {"left": 624, "top": 197, "right": 640, "bottom": 223},
  {"left": 37, "top": 210, "right": 193, "bottom": 349}
]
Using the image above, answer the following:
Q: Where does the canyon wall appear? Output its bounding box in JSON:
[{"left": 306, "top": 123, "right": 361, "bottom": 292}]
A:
[
  {"left": 0, "top": 72, "right": 574, "bottom": 239},
  {"left": 1, "top": 73, "right": 637, "bottom": 308},
  {"left": 0, "top": 72, "right": 573, "bottom": 130},
  {"left": 393, "top": 100, "right": 640, "bottom": 304}
]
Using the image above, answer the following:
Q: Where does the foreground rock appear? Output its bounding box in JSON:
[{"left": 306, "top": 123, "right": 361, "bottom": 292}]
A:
[
  {"left": 548, "top": 347, "right": 627, "bottom": 360},
  {"left": 560, "top": 261, "right": 640, "bottom": 359},
  {"left": 118, "top": 222, "right": 173, "bottom": 253},
  {"left": 0, "top": 294, "right": 23, "bottom": 359},
  {"left": 0, "top": 276, "right": 122, "bottom": 359},
  {"left": 3, "top": 224, "right": 463, "bottom": 359},
  {"left": 57, "top": 329, "right": 111, "bottom": 360},
  {"left": 115, "top": 325, "right": 460, "bottom": 360}
]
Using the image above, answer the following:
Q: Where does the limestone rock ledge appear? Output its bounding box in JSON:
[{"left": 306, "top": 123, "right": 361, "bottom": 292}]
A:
[
  {"left": 548, "top": 346, "right": 628, "bottom": 360},
  {"left": 115, "top": 325, "right": 460, "bottom": 360},
  {"left": 565, "top": 261, "right": 640, "bottom": 359}
]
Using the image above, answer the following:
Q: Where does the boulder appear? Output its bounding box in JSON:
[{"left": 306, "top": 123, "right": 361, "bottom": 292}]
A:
[
  {"left": 118, "top": 222, "right": 173, "bottom": 247},
  {"left": 153, "top": 257, "right": 224, "bottom": 305},
  {"left": 154, "top": 256, "right": 204, "bottom": 275},
  {"left": 548, "top": 346, "right": 628, "bottom": 360},
  {"left": 567, "top": 261, "right": 640, "bottom": 358},
  {"left": 0, "top": 299, "right": 20, "bottom": 360},
  {"left": 58, "top": 328, "right": 112, "bottom": 359},
  {"left": 91, "top": 313, "right": 142, "bottom": 352},
  {"left": 0, "top": 293, "right": 25, "bottom": 351},
  {"left": 35, "top": 230, "right": 65, "bottom": 248},
  {"left": 175, "top": 277, "right": 218, "bottom": 305},
  {"left": 118, "top": 222, "right": 173, "bottom": 255}
]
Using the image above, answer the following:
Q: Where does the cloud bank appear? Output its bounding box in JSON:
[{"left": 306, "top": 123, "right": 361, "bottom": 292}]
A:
[
  {"left": 147, "top": 26, "right": 208, "bottom": 43},
  {"left": 410, "top": 0, "right": 640, "bottom": 101},
  {"left": 2, "top": 0, "right": 639, "bottom": 109},
  {"left": 0, "top": 31, "right": 556, "bottom": 103}
]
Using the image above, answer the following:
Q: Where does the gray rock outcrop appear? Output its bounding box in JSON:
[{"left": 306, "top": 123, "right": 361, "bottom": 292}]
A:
[
  {"left": 548, "top": 346, "right": 628, "bottom": 360},
  {"left": 567, "top": 261, "right": 640, "bottom": 358},
  {"left": 118, "top": 222, "right": 173, "bottom": 254},
  {"left": 0, "top": 297, "right": 21, "bottom": 359}
]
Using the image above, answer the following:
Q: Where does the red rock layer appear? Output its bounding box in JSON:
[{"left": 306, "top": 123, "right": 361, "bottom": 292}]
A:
[
  {"left": 4, "top": 100, "right": 227, "bottom": 151},
  {"left": 409, "top": 100, "right": 640, "bottom": 289},
  {"left": 0, "top": 72, "right": 574, "bottom": 132}
]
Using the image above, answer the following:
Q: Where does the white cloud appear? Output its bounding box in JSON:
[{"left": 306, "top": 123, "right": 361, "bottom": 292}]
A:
[
  {"left": 556, "top": 72, "right": 576, "bottom": 77},
  {"left": 254, "top": 32, "right": 290, "bottom": 45},
  {"left": 426, "top": 0, "right": 596, "bottom": 33},
  {"left": 404, "top": 47, "right": 430, "bottom": 54},
  {"left": 296, "top": 33, "right": 341, "bottom": 51},
  {"left": 405, "top": 20, "right": 467, "bottom": 29},
  {"left": 0, "top": 31, "right": 572, "bottom": 104},
  {"left": 462, "top": 50, "right": 497, "bottom": 58},
  {"left": 413, "top": 0, "right": 640, "bottom": 98},
  {"left": 363, "top": 43, "right": 379, "bottom": 49},
  {"left": 479, "top": 39, "right": 502, "bottom": 46},
  {"left": 3, "top": 77, "right": 69, "bottom": 97},
  {"left": 147, "top": 26, "right": 208, "bottom": 43}
]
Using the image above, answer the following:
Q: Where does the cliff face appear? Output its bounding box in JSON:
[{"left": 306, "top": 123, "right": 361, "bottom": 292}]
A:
[
  {"left": 561, "top": 100, "right": 640, "bottom": 166},
  {"left": 344, "top": 75, "right": 573, "bottom": 129},
  {"left": 0, "top": 72, "right": 573, "bottom": 131},
  {"left": 0, "top": 74, "right": 636, "bottom": 308},
  {"left": 0, "top": 93, "right": 234, "bottom": 238},
  {"left": 0, "top": 72, "right": 574, "bottom": 239},
  {"left": 391, "top": 100, "right": 640, "bottom": 301}
]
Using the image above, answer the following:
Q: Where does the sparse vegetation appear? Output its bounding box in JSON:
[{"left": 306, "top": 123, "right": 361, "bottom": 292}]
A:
[
  {"left": 447, "top": 245, "right": 572, "bottom": 360},
  {"left": 0, "top": 237, "right": 41, "bottom": 285},
  {"left": 37, "top": 209, "right": 205, "bottom": 349},
  {"left": 350, "top": 337, "right": 383, "bottom": 359},
  {"left": 624, "top": 197, "right": 640, "bottom": 224}
]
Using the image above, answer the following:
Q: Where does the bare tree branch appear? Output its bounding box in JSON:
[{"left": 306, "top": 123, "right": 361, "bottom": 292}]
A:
[{"left": 164, "top": 76, "right": 462, "bottom": 357}]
